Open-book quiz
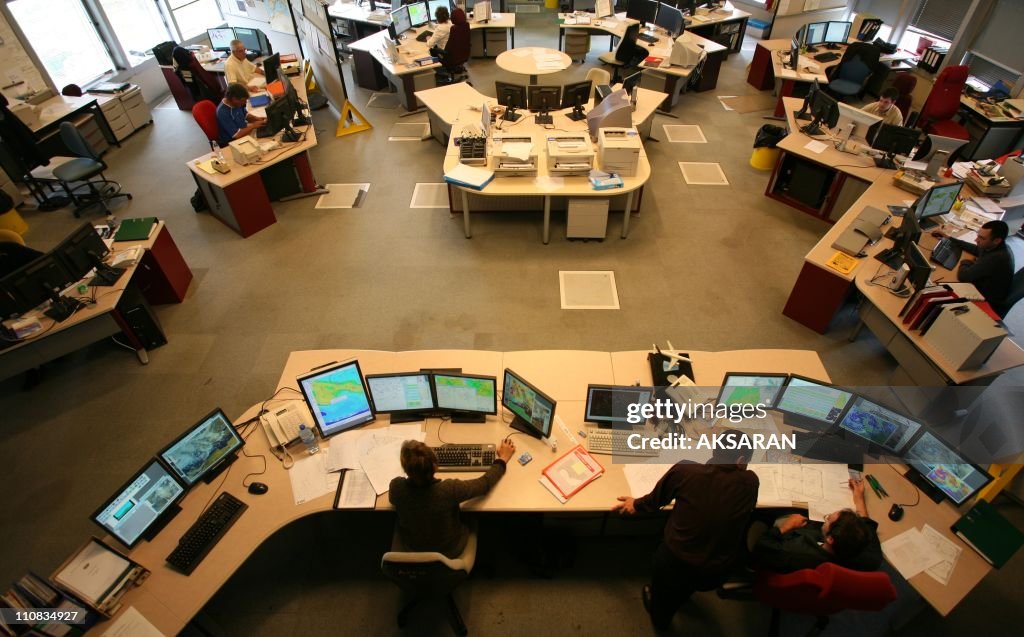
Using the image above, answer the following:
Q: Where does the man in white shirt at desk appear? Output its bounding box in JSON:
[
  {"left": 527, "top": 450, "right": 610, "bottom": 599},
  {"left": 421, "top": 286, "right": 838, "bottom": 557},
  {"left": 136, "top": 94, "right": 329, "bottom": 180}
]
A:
[
  {"left": 225, "top": 39, "right": 264, "bottom": 92},
  {"left": 427, "top": 6, "right": 452, "bottom": 57},
  {"left": 860, "top": 87, "right": 903, "bottom": 127}
]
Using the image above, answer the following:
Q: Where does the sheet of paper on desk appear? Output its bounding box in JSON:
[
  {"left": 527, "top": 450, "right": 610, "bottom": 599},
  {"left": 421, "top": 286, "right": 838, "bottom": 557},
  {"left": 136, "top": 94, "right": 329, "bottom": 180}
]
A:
[
  {"left": 387, "top": 424, "right": 426, "bottom": 440},
  {"left": 921, "top": 523, "right": 962, "bottom": 586},
  {"left": 101, "top": 607, "right": 163, "bottom": 637},
  {"left": 882, "top": 527, "right": 945, "bottom": 579},
  {"left": 249, "top": 106, "right": 267, "bottom": 119},
  {"left": 337, "top": 469, "right": 377, "bottom": 509},
  {"left": 196, "top": 160, "right": 217, "bottom": 175},
  {"left": 501, "top": 142, "right": 533, "bottom": 161},
  {"left": 289, "top": 452, "right": 340, "bottom": 505},
  {"left": 804, "top": 140, "right": 828, "bottom": 154},
  {"left": 969, "top": 197, "right": 1004, "bottom": 215},
  {"left": 325, "top": 429, "right": 368, "bottom": 472},
  {"left": 749, "top": 465, "right": 786, "bottom": 505},
  {"left": 56, "top": 540, "right": 131, "bottom": 603},
  {"left": 623, "top": 463, "right": 673, "bottom": 498},
  {"left": 360, "top": 438, "right": 406, "bottom": 495}
]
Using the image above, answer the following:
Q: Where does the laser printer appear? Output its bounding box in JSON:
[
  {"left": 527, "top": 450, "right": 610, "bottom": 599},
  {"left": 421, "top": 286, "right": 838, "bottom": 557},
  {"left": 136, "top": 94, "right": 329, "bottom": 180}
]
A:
[
  {"left": 597, "top": 127, "right": 641, "bottom": 176},
  {"left": 546, "top": 135, "right": 595, "bottom": 176},
  {"left": 489, "top": 136, "right": 538, "bottom": 176}
]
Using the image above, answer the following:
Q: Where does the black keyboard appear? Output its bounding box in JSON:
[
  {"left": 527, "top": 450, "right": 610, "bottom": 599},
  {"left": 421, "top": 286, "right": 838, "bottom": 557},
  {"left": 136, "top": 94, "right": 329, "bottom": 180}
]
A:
[
  {"left": 874, "top": 246, "right": 903, "bottom": 269},
  {"left": 638, "top": 33, "right": 658, "bottom": 44},
  {"left": 416, "top": 30, "right": 432, "bottom": 42},
  {"left": 432, "top": 444, "right": 495, "bottom": 471},
  {"left": 814, "top": 52, "right": 841, "bottom": 63},
  {"left": 792, "top": 433, "right": 865, "bottom": 463},
  {"left": 166, "top": 492, "right": 248, "bottom": 575}
]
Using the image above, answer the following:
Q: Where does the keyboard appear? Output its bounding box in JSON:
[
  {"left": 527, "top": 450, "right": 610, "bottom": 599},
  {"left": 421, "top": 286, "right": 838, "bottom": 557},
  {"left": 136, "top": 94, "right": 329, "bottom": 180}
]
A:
[
  {"left": 874, "top": 246, "right": 903, "bottom": 269},
  {"left": 637, "top": 33, "right": 658, "bottom": 44},
  {"left": 791, "top": 432, "right": 865, "bottom": 463},
  {"left": 432, "top": 444, "right": 495, "bottom": 471},
  {"left": 166, "top": 492, "right": 248, "bottom": 575},
  {"left": 416, "top": 30, "right": 432, "bottom": 42},
  {"left": 814, "top": 52, "right": 841, "bottom": 63},
  {"left": 585, "top": 428, "right": 659, "bottom": 457}
]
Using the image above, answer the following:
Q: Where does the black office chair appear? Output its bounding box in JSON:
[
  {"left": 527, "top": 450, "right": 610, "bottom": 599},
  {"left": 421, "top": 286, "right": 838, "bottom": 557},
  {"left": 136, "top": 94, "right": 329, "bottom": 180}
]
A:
[
  {"left": 437, "top": 8, "right": 471, "bottom": 85},
  {"left": 52, "top": 122, "right": 131, "bottom": 217},
  {"left": 599, "top": 23, "right": 643, "bottom": 84},
  {"left": 824, "top": 42, "right": 881, "bottom": 102}
]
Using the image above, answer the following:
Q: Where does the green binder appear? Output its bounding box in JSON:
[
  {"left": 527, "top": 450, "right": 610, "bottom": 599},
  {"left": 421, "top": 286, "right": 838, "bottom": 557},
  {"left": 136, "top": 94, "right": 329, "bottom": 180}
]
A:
[
  {"left": 113, "top": 217, "right": 157, "bottom": 242},
  {"left": 951, "top": 499, "right": 1024, "bottom": 568}
]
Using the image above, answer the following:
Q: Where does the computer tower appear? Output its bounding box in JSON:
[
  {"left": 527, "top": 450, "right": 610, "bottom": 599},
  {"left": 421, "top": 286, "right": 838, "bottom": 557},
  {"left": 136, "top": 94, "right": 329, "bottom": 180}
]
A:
[
  {"left": 780, "top": 156, "right": 832, "bottom": 208},
  {"left": 116, "top": 285, "right": 167, "bottom": 351}
]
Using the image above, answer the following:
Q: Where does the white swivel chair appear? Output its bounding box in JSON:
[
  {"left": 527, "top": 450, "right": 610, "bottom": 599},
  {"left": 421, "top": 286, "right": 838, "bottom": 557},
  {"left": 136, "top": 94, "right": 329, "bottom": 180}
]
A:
[{"left": 585, "top": 67, "right": 611, "bottom": 97}]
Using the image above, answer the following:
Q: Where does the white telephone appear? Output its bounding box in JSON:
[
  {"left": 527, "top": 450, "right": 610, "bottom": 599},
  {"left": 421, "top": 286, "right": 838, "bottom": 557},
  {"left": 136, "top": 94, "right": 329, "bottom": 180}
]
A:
[{"left": 261, "top": 402, "right": 305, "bottom": 448}]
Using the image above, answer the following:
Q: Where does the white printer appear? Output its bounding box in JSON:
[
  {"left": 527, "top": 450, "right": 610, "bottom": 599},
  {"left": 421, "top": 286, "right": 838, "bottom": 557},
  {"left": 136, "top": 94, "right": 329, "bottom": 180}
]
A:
[
  {"left": 546, "top": 135, "right": 595, "bottom": 177},
  {"left": 229, "top": 137, "right": 262, "bottom": 165},
  {"left": 489, "top": 136, "right": 538, "bottom": 176},
  {"left": 597, "top": 127, "right": 641, "bottom": 176}
]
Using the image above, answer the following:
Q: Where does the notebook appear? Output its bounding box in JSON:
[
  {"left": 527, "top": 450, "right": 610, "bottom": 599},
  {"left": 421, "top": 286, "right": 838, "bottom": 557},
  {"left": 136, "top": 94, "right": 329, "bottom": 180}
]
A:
[
  {"left": 113, "top": 217, "right": 157, "bottom": 242},
  {"left": 952, "top": 499, "right": 1024, "bottom": 568}
]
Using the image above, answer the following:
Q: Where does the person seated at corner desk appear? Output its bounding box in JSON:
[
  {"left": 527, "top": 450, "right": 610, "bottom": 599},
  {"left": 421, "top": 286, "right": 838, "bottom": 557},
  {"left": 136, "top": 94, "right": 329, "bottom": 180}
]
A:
[
  {"left": 225, "top": 39, "right": 264, "bottom": 92},
  {"left": 427, "top": 6, "right": 453, "bottom": 57},
  {"left": 216, "top": 82, "right": 267, "bottom": 147},
  {"left": 861, "top": 86, "right": 903, "bottom": 127},
  {"left": 934, "top": 219, "right": 1014, "bottom": 314}
]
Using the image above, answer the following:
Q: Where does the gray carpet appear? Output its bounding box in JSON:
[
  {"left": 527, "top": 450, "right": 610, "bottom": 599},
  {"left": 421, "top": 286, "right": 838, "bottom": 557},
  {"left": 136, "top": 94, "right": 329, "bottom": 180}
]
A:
[{"left": 1, "top": 11, "right": 1022, "bottom": 636}]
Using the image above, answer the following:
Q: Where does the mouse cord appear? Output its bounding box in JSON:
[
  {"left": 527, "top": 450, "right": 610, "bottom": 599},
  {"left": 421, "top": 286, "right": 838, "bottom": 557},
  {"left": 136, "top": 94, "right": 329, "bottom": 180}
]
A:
[
  {"left": 434, "top": 415, "right": 453, "bottom": 445},
  {"left": 239, "top": 419, "right": 269, "bottom": 487},
  {"left": 883, "top": 456, "right": 922, "bottom": 508}
]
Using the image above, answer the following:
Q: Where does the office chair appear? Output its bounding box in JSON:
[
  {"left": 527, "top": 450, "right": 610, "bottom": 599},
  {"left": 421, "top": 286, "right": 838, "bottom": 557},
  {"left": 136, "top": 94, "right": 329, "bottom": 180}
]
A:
[
  {"left": 0, "top": 229, "right": 24, "bottom": 245},
  {"left": 914, "top": 65, "right": 970, "bottom": 141},
  {"left": 824, "top": 42, "right": 880, "bottom": 101},
  {"left": 717, "top": 562, "right": 897, "bottom": 637},
  {"left": 891, "top": 73, "right": 917, "bottom": 125},
  {"left": 994, "top": 235, "right": 1024, "bottom": 319},
  {"left": 173, "top": 47, "right": 224, "bottom": 103},
  {"left": 61, "top": 84, "right": 84, "bottom": 97},
  {"left": 599, "top": 23, "right": 643, "bottom": 84},
  {"left": 437, "top": 8, "right": 471, "bottom": 85},
  {"left": 192, "top": 100, "right": 219, "bottom": 144},
  {"left": 52, "top": 122, "right": 131, "bottom": 217},
  {"left": 381, "top": 528, "right": 477, "bottom": 636},
  {"left": 685, "top": 51, "right": 709, "bottom": 92},
  {"left": 585, "top": 67, "right": 611, "bottom": 97}
]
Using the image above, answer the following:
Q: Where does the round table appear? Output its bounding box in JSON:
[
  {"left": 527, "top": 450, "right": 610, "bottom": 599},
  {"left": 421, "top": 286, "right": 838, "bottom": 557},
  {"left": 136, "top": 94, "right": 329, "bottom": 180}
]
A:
[{"left": 495, "top": 47, "right": 573, "bottom": 85}]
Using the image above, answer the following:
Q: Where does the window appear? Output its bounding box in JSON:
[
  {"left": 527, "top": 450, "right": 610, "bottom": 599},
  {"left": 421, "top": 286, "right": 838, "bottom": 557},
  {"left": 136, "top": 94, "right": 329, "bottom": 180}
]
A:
[
  {"left": 908, "top": 0, "right": 962, "bottom": 42},
  {"left": 8, "top": 0, "right": 114, "bottom": 89},
  {"left": 168, "top": 0, "right": 223, "bottom": 39},
  {"left": 962, "top": 52, "right": 1021, "bottom": 92},
  {"left": 98, "top": 0, "right": 173, "bottom": 67}
]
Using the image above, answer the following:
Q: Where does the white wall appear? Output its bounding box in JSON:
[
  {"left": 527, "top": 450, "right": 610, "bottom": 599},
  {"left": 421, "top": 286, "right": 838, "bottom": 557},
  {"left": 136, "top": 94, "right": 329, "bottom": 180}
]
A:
[{"left": 0, "top": 10, "right": 50, "bottom": 101}]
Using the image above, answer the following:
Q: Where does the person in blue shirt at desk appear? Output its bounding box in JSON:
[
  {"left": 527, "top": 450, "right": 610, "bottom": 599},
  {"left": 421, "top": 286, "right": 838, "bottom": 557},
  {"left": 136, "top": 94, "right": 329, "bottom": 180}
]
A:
[{"left": 215, "top": 82, "right": 266, "bottom": 147}]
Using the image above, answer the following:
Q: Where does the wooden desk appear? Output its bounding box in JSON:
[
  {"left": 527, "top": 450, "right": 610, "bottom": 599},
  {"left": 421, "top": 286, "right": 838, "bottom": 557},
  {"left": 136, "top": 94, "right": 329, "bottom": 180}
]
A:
[
  {"left": 349, "top": 24, "right": 440, "bottom": 111},
  {"left": 683, "top": 3, "right": 750, "bottom": 55},
  {"left": 0, "top": 221, "right": 191, "bottom": 380},
  {"left": 185, "top": 76, "right": 320, "bottom": 238},
  {"left": 496, "top": 48, "right": 572, "bottom": 86},
  {"left": 468, "top": 12, "right": 517, "bottom": 58},
  {"left": 14, "top": 94, "right": 118, "bottom": 157},
  {"left": 958, "top": 96, "right": 1024, "bottom": 160}
]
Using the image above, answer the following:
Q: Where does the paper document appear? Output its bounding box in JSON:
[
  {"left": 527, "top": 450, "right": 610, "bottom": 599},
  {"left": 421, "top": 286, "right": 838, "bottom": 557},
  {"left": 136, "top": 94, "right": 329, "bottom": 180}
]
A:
[
  {"left": 921, "top": 524, "right": 963, "bottom": 585},
  {"left": 325, "top": 429, "right": 369, "bottom": 472},
  {"left": 500, "top": 142, "right": 534, "bottom": 161},
  {"left": 289, "top": 452, "right": 341, "bottom": 506},
  {"left": 749, "top": 465, "right": 787, "bottom": 506},
  {"left": 537, "top": 61, "right": 565, "bottom": 70},
  {"left": 622, "top": 463, "right": 672, "bottom": 498},
  {"left": 804, "top": 140, "right": 828, "bottom": 154},
  {"left": 969, "top": 196, "right": 1005, "bottom": 215},
  {"left": 195, "top": 160, "right": 217, "bottom": 175},
  {"left": 55, "top": 540, "right": 131, "bottom": 604},
  {"left": 882, "top": 528, "right": 946, "bottom": 579},
  {"left": 102, "top": 607, "right": 163, "bottom": 637},
  {"left": 336, "top": 469, "right": 377, "bottom": 509},
  {"left": 387, "top": 424, "right": 427, "bottom": 440},
  {"left": 904, "top": 160, "right": 928, "bottom": 172},
  {"left": 360, "top": 438, "right": 406, "bottom": 495},
  {"left": 541, "top": 446, "right": 604, "bottom": 500}
]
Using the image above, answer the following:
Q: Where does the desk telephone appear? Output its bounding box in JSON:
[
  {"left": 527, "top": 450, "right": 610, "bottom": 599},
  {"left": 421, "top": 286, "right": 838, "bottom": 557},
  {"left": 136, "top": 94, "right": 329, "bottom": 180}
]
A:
[
  {"left": 260, "top": 402, "right": 305, "bottom": 448},
  {"left": 931, "top": 238, "right": 962, "bottom": 270}
]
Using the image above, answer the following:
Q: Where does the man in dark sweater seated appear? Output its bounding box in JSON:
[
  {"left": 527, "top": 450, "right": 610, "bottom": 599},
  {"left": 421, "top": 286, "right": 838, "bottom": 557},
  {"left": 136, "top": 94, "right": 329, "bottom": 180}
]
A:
[
  {"left": 389, "top": 439, "right": 515, "bottom": 559},
  {"left": 751, "top": 478, "right": 881, "bottom": 573}
]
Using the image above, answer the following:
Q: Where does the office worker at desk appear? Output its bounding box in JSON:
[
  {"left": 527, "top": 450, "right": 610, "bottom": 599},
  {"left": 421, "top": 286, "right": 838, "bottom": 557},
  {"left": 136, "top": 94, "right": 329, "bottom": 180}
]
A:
[
  {"left": 216, "top": 82, "right": 266, "bottom": 146},
  {"left": 750, "top": 478, "right": 882, "bottom": 574},
  {"left": 427, "top": 6, "right": 452, "bottom": 56},
  {"left": 939, "top": 220, "right": 1014, "bottom": 313},
  {"left": 389, "top": 439, "right": 515, "bottom": 559},
  {"left": 612, "top": 431, "right": 758, "bottom": 630},
  {"left": 225, "top": 39, "right": 264, "bottom": 92},
  {"left": 861, "top": 87, "right": 904, "bottom": 127}
]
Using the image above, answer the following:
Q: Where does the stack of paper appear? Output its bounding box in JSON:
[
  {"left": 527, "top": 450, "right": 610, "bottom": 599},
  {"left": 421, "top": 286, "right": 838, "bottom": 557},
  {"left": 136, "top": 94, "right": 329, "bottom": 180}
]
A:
[
  {"left": 882, "top": 527, "right": 946, "bottom": 579},
  {"left": 445, "top": 163, "right": 495, "bottom": 190}
]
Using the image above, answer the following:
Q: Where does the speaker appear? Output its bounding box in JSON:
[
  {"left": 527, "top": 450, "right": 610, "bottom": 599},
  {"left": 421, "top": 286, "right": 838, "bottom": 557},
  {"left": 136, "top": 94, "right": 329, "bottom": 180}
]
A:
[{"left": 117, "top": 285, "right": 167, "bottom": 350}]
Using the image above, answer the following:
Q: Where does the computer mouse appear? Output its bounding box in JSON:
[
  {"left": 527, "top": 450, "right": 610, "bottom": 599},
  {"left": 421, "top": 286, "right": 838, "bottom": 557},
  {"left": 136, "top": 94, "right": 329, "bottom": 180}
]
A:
[
  {"left": 931, "top": 231, "right": 944, "bottom": 238},
  {"left": 248, "top": 482, "right": 269, "bottom": 495},
  {"left": 888, "top": 503, "right": 904, "bottom": 522}
]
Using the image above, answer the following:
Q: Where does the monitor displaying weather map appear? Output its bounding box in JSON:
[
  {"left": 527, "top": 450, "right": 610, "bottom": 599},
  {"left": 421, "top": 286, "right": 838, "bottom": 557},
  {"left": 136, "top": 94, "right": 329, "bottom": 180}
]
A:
[
  {"left": 297, "top": 360, "right": 375, "bottom": 438},
  {"left": 838, "top": 397, "right": 922, "bottom": 453},
  {"left": 366, "top": 373, "right": 436, "bottom": 413},
  {"left": 92, "top": 459, "right": 185, "bottom": 547},
  {"left": 159, "top": 408, "right": 245, "bottom": 486},
  {"left": 434, "top": 373, "right": 497, "bottom": 414},
  {"left": 903, "top": 431, "right": 991, "bottom": 505},
  {"left": 716, "top": 373, "right": 788, "bottom": 408},
  {"left": 774, "top": 376, "right": 853, "bottom": 429}
]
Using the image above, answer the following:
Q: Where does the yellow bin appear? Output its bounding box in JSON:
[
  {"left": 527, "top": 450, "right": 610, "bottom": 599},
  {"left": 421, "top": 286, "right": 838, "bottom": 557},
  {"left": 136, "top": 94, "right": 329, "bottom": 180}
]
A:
[
  {"left": 545, "top": 0, "right": 558, "bottom": 8},
  {"left": 750, "top": 147, "right": 780, "bottom": 171},
  {"left": 0, "top": 207, "right": 28, "bottom": 235}
]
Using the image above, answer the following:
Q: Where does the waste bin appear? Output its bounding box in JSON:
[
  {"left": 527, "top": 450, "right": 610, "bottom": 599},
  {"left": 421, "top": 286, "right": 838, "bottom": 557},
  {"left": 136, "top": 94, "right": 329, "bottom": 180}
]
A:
[{"left": 750, "top": 124, "right": 785, "bottom": 170}]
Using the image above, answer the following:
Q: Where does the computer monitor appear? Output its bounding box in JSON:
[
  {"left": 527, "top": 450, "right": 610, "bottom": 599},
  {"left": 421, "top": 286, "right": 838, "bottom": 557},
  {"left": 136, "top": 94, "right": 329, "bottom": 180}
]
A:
[
  {"left": 837, "top": 396, "right": 923, "bottom": 454},
  {"left": 433, "top": 372, "right": 497, "bottom": 422},
  {"left": 913, "top": 134, "right": 968, "bottom": 178},
  {"left": 91, "top": 459, "right": 185, "bottom": 548},
  {"left": 262, "top": 52, "right": 281, "bottom": 84},
  {"left": 834, "top": 102, "right": 882, "bottom": 144},
  {"left": 502, "top": 368, "right": 556, "bottom": 439},
  {"left": 234, "top": 27, "right": 262, "bottom": 54},
  {"left": 296, "top": 360, "right": 375, "bottom": 438},
  {"left": 622, "top": 70, "right": 644, "bottom": 94},
  {"left": 870, "top": 124, "right": 919, "bottom": 159},
  {"left": 904, "top": 241, "right": 933, "bottom": 290},
  {"left": 52, "top": 221, "right": 124, "bottom": 287},
  {"left": 428, "top": 0, "right": 451, "bottom": 20},
  {"left": 391, "top": 6, "right": 413, "bottom": 36},
  {"left": 715, "top": 373, "right": 788, "bottom": 408},
  {"left": 157, "top": 407, "right": 245, "bottom": 487},
  {"left": 366, "top": 372, "right": 436, "bottom": 422},
  {"left": 824, "top": 21, "right": 852, "bottom": 45},
  {"left": 560, "top": 80, "right": 592, "bottom": 121},
  {"left": 262, "top": 94, "right": 298, "bottom": 138},
  {"left": 208, "top": 27, "right": 236, "bottom": 53},
  {"left": 655, "top": 3, "right": 685, "bottom": 37},
  {"left": 773, "top": 375, "right": 854, "bottom": 432},
  {"left": 1, "top": 253, "right": 80, "bottom": 320},
  {"left": 584, "top": 385, "right": 655, "bottom": 427},
  {"left": 901, "top": 431, "right": 993, "bottom": 505},
  {"left": 891, "top": 208, "right": 921, "bottom": 255},
  {"left": 802, "top": 88, "right": 839, "bottom": 135},
  {"left": 915, "top": 181, "right": 963, "bottom": 229},
  {"left": 803, "top": 21, "right": 828, "bottom": 47},
  {"left": 496, "top": 81, "right": 526, "bottom": 121},
  {"left": 407, "top": 1, "right": 430, "bottom": 26},
  {"left": 527, "top": 85, "right": 561, "bottom": 112},
  {"left": 670, "top": 33, "right": 704, "bottom": 67},
  {"left": 626, "top": 0, "right": 659, "bottom": 28}
]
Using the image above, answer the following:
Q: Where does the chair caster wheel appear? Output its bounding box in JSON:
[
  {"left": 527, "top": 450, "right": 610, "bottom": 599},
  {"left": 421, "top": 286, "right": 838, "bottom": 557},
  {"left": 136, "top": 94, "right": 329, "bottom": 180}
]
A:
[{"left": 127, "top": 194, "right": 133, "bottom": 200}]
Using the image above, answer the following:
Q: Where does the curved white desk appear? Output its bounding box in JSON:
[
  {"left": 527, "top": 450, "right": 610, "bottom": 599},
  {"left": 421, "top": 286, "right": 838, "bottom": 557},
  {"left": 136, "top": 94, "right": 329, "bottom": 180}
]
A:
[{"left": 496, "top": 47, "right": 573, "bottom": 85}]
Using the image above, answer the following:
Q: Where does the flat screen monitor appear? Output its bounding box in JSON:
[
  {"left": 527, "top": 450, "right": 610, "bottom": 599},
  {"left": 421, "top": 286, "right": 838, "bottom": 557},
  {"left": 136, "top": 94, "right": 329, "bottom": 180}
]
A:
[
  {"left": 262, "top": 93, "right": 297, "bottom": 136},
  {"left": 808, "top": 88, "right": 839, "bottom": 129},
  {"left": 584, "top": 385, "right": 655, "bottom": 427},
  {"left": 158, "top": 407, "right": 245, "bottom": 487},
  {"left": 902, "top": 431, "right": 992, "bottom": 505},
  {"left": 892, "top": 208, "right": 921, "bottom": 254},
  {"left": 433, "top": 372, "right": 498, "bottom": 418},
  {"left": 208, "top": 27, "right": 236, "bottom": 53},
  {"left": 91, "top": 460, "right": 185, "bottom": 548},
  {"left": 824, "top": 21, "right": 852, "bottom": 45},
  {"left": 835, "top": 102, "right": 882, "bottom": 143},
  {"left": 626, "top": 0, "right": 659, "bottom": 27},
  {"left": 407, "top": 1, "right": 430, "bottom": 26},
  {"left": 234, "top": 27, "right": 261, "bottom": 54},
  {"left": 560, "top": 80, "right": 593, "bottom": 110},
  {"left": 496, "top": 81, "right": 527, "bottom": 110},
  {"left": 915, "top": 181, "right": 963, "bottom": 226},
  {"left": 904, "top": 241, "right": 933, "bottom": 290},
  {"left": 527, "top": 85, "right": 561, "bottom": 112},
  {"left": 366, "top": 372, "right": 436, "bottom": 416},
  {"left": 622, "top": 69, "right": 644, "bottom": 93},
  {"left": 838, "top": 396, "right": 923, "bottom": 453},
  {"left": 428, "top": 0, "right": 451, "bottom": 20},
  {"left": 297, "top": 360, "right": 375, "bottom": 438},
  {"left": 913, "top": 134, "right": 968, "bottom": 164},
  {"left": 52, "top": 222, "right": 109, "bottom": 280},
  {"left": 391, "top": 6, "right": 413, "bottom": 36},
  {"left": 262, "top": 52, "right": 281, "bottom": 84},
  {"left": 502, "top": 368, "right": 556, "bottom": 439},
  {"left": 871, "top": 124, "right": 919, "bottom": 157},
  {"left": 716, "top": 373, "right": 788, "bottom": 408},
  {"left": 655, "top": 3, "right": 684, "bottom": 37},
  {"left": 774, "top": 375, "right": 854, "bottom": 432},
  {"left": 2, "top": 253, "right": 77, "bottom": 316},
  {"left": 804, "top": 21, "right": 828, "bottom": 46}
]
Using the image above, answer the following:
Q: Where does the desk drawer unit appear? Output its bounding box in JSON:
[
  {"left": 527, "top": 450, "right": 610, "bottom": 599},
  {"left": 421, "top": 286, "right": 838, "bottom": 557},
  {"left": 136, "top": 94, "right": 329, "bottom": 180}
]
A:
[
  {"left": 122, "top": 88, "right": 152, "bottom": 130},
  {"left": 100, "top": 99, "right": 133, "bottom": 142},
  {"left": 74, "top": 114, "right": 110, "bottom": 155},
  {"left": 567, "top": 198, "right": 609, "bottom": 239},
  {"left": 485, "top": 29, "right": 509, "bottom": 57}
]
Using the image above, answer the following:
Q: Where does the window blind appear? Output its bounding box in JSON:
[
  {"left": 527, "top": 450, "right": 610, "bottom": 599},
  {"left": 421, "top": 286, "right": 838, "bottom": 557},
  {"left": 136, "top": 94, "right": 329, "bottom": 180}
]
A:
[
  {"left": 963, "top": 52, "right": 1021, "bottom": 91},
  {"left": 969, "top": 0, "right": 1024, "bottom": 77},
  {"left": 909, "top": 0, "right": 962, "bottom": 41}
]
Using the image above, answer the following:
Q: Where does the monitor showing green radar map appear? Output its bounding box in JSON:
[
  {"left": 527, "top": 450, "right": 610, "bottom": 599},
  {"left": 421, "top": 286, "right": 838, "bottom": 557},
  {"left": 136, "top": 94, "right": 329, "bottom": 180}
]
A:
[{"left": 297, "top": 360, "right": 375, "bottom": 438}]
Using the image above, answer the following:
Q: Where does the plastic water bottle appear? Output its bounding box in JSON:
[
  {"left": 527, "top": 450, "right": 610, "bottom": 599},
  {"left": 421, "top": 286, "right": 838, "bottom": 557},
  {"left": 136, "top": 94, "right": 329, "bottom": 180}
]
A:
[
  {"left": 298, "top": 424, "right": 319, "bottom": 455},
  {"left": 211, "top": 141, "right": 225, "bottom": 162}
]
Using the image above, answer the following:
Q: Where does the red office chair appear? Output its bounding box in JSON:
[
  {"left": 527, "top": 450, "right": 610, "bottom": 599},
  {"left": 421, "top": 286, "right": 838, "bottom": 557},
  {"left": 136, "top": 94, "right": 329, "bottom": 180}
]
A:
[
  {"left": 891, "top": 74, "right": 917, "bottom": 125},
  {"left": 915, "top": 65, "right": 970, "bottom": 140},
  {"left": 437, "top": 8, "right": 471, "bottom": 85},
  {"left": 192, "top": 100, "right": 219, "bottom": 144},
  {"left": 173, "top": 47, "right": 224, "bottom": 103}
]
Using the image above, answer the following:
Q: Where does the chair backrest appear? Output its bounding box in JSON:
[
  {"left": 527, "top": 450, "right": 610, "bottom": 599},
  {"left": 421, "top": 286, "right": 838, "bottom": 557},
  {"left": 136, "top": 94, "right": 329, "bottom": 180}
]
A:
[
  {"left": 192, "top": 100, "right": 219, "bottom": 143},
  {"left": 836, "top": 56, "right": 873, "bottom": 85},
  {"left": 585, "top": 68, "right": 611, "bottom": 96},
  {"left": 61, "top": 84, "right": 84, "bottom": 97},
  {"left": 919, "top": 65, "right": 969, "bottom": 125},
  {"left": 616, "top": 23, "right": 641, "bottom": 64},
  {"left": 381, "top": 551, "right": 470, "bottom": 597},
  {"left": 754, "top": 563, "right": 897, "bottom": 616},
  {"left": 892, "top": 73, "right": 918, "bottom": 124},
  {"left": 995, "top": 235, "right": 1024, "bottom": 317},
  {"left": 686, "top": 51, "right": 708, "bottom": 91},
  {"left": 841, "top": 41, "right": 880, "bottom": 70},
  {"left": 444, "top": 8, "right": 471, "bottom": 69},
  {"left": 58, "top": 121, "right": 100, "bottom": 162},
  {"left": 0, "top": 230, "right": 25, "bottom": 246}
]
